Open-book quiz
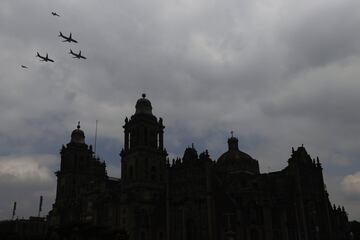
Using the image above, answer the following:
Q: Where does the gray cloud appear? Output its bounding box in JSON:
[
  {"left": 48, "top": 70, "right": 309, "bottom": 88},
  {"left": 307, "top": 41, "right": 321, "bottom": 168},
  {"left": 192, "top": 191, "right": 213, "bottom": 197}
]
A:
[{"left": 342, "top": 172, "right": 360, "bottom": 199}]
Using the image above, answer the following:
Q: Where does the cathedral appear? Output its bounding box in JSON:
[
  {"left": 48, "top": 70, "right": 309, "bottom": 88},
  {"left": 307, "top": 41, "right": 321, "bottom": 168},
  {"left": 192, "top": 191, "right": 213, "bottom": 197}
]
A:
[{"left": 3, "top": 94, "right": 351, "bottom": 240}]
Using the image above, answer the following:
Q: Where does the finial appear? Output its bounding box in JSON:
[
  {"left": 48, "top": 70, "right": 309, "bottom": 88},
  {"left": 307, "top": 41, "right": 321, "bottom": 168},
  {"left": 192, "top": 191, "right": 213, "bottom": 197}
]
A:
[
  {"left": 77, "top": 121, "right": 80, "bottom": 129},
  {"left": 191, "top": 143, "right": 194, "bottom": 149},
  {"left": 301, "top": 144, "right": 304, "bottom": 147},
  {"left": 142, "top": 93, "right": 146, "bottom": 98},
  {"left": 231, "top": 131, "right": 234, "bottom": 138},
  {"left": 292, "top": 147, "right": 294, "bottom": 153}
]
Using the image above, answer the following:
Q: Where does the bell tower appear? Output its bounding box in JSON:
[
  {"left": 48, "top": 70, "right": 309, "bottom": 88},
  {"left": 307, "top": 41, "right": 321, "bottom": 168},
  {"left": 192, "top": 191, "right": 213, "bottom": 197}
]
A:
[
  {"left": 121, "top": 93, "right": 167, "bottom": 185},
  {"left": 120, "top": 94, "right": 168, "bottom": 240},
  {"left": 52, "top": 122, "right": 106, "bottom": 227}
]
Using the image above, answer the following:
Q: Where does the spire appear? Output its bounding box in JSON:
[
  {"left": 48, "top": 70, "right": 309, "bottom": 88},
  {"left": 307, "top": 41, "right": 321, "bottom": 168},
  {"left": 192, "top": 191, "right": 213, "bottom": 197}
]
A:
[{"left": 77, "top": 121, "right": 80, "bottom": 130}]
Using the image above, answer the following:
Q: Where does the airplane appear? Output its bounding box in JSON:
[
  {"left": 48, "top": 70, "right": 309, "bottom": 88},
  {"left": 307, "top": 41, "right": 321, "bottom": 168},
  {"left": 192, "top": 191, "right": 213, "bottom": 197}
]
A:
[
  {"left": 51, "top": 12, "right": 60, "bottom": 17},
  {"left": 21, "top": 65, "right": 28, "bottom": 69},
  {"left": 36, "top": 52, "right": 54, "bottom": 62},
  {"left": 58, "top": 32, "right": 78, "bottom": 43},
  {"left": 69, "top": 49, "right": 86, "bottom": 59}
]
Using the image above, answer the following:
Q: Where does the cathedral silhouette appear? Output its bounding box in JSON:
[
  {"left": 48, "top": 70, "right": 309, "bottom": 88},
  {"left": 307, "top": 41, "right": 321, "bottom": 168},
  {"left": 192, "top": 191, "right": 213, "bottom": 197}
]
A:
[{"left": 0, "top": 94, "right": 351, "bottom": 240}]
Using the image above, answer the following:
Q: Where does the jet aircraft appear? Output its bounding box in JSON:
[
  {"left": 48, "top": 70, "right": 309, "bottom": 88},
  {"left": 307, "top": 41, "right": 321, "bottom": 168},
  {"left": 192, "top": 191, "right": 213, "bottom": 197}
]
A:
[
  {"left": 36, "top": 52, "right": 54, "bottom": 62},
  {"left": 69, "top": 49, "right": 86, "bottom": 59},
  {"left": 51, "top": 12, "right": 60, "bottom": 17},
  {"left": 21, "top": 65, "right": 28, "bottom": 69},
  {"left": 58, "top": 32, "right": 78, "bottom": 43}
]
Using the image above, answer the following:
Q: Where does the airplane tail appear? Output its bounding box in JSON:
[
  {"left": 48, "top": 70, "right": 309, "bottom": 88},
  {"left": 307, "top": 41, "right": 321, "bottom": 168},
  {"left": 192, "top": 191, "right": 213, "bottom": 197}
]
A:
[
  {"left": 58, "top": 31, "right": 63, "bottom": 37},
  {"left": 37, "top": 52, "right": 40, "bottom": 57},
  {"left": 69, "top": 49, "right": 73, "bottom": 54}
]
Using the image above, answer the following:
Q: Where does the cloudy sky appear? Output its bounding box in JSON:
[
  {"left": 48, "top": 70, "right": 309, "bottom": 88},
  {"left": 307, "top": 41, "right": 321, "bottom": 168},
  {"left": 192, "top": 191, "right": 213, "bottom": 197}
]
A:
[{"left": 1, "top": 0, "right": 360, "bottom": 221}]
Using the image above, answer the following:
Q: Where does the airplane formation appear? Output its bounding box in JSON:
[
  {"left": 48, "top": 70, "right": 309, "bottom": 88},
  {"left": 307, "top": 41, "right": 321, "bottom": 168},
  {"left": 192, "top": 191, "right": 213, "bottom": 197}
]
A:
[{"left": 23, "top": 11, "right": 86, "bottom": 69}]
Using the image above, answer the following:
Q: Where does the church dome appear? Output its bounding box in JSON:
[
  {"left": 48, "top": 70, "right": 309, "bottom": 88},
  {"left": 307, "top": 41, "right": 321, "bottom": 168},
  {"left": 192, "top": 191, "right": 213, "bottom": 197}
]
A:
[
  {"left": 135, "top": 93, "right": 153, "bottom": 115},
  {"left": 217, "top": 134, "right": 259, "bottom": 174},
  {"left": 71, "top": 122, "right": 85, "bottom": 144}
]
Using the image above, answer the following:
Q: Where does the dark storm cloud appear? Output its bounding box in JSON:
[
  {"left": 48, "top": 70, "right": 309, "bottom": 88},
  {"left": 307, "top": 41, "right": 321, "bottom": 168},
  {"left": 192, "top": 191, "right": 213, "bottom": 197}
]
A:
[{"left": 1, "top": 0, "right": 360, "bottom": 220}]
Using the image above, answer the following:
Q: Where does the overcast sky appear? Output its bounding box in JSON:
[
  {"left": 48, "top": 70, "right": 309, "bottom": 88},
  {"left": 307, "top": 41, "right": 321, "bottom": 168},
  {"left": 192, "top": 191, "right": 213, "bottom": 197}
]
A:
[{"left": 0, "top": 0, "right": 360, "bottom": 221}]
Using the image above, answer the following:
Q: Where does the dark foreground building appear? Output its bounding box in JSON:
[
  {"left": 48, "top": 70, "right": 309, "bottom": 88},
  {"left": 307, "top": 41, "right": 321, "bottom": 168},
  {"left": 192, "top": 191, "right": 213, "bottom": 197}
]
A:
[{"left": 0, "top": 94, "right": 352, "bottom": 240}]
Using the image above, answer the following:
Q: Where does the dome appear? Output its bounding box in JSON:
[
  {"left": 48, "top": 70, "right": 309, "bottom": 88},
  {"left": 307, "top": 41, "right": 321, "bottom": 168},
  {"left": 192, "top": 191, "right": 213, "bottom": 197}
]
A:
[
  {"left": 217, "top": 135, "right": 259, "bottom": 174},
  {"left": 135, "top": 93, "right": 153, "bottom": 115},
  {"left": 71, "top": 122, "right": 85, "bottom": 144}
]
